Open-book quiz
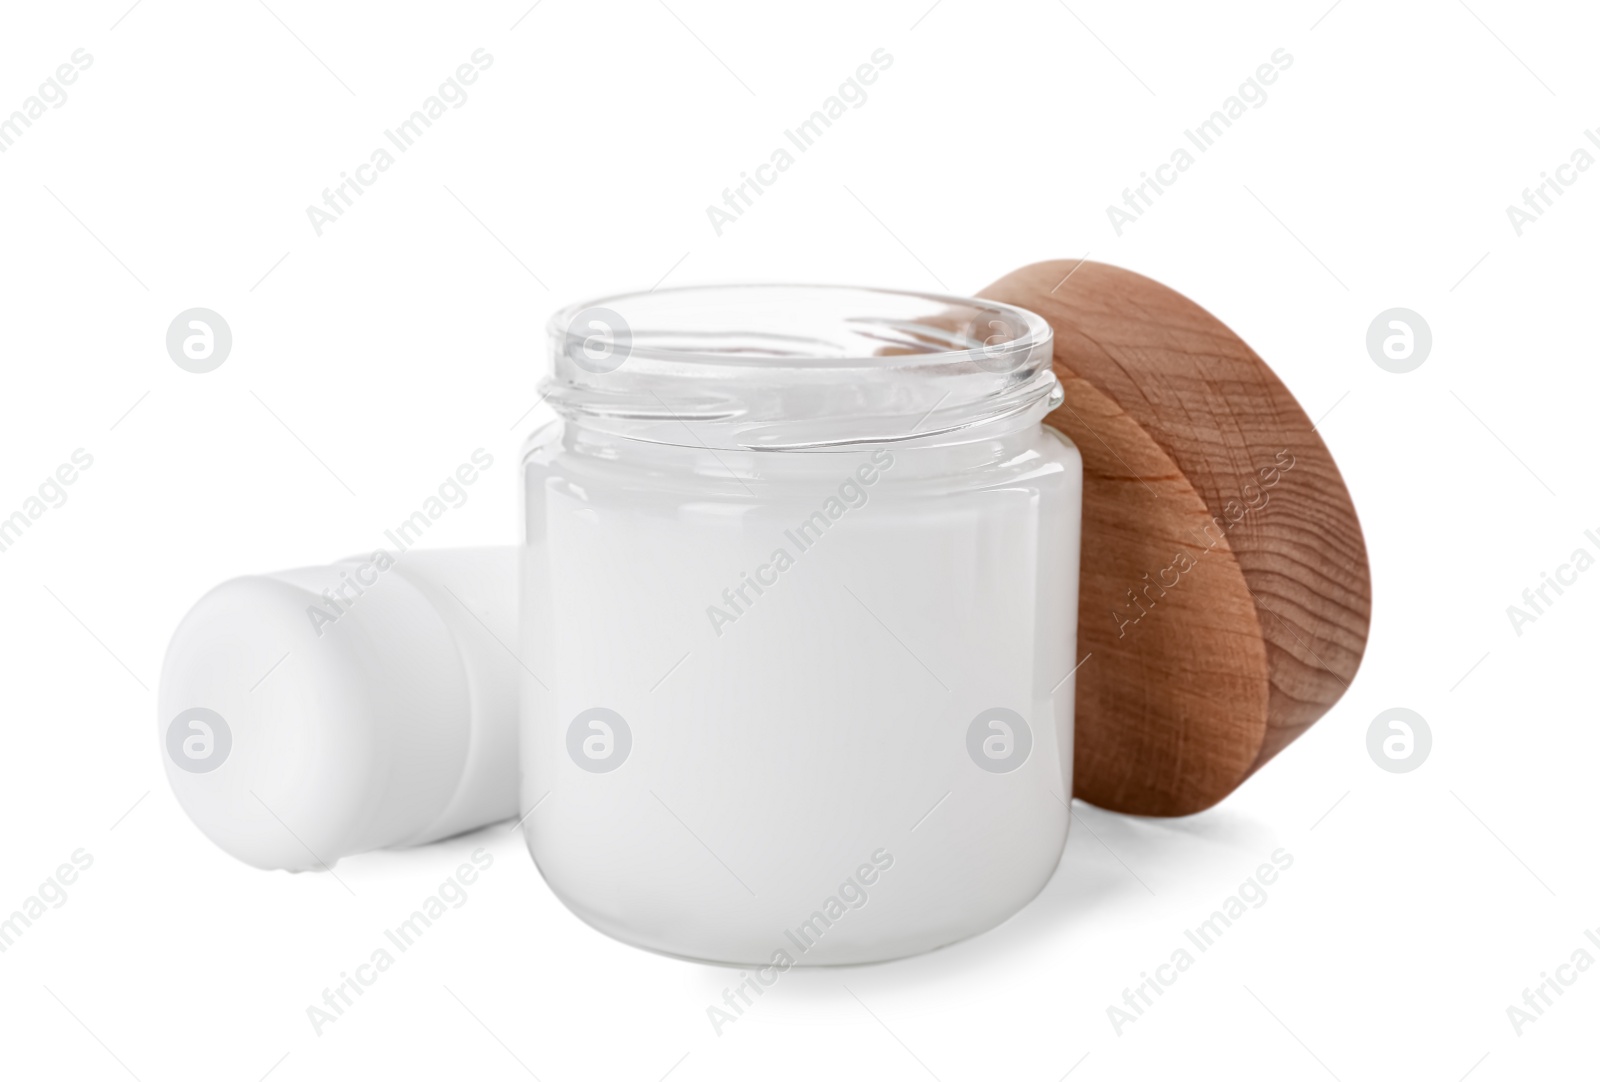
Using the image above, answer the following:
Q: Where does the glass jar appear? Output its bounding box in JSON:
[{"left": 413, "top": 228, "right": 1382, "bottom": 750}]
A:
[{"left": 520, "top": 285, "right": 1081, "bottom": 966}]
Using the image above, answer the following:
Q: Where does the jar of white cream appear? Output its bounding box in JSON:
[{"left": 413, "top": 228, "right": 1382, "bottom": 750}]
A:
[{"left": 521, "top": 285, "right": 1082, "bottom": 965}]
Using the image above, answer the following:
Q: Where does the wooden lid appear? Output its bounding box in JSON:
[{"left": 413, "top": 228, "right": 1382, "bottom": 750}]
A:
[{"left": 980, "top": 261, "right": 1371, "bottom": 816}]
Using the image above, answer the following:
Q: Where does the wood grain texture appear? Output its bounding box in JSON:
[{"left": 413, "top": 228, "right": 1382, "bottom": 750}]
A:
[{"left": 981, "top": 260, "right": 1371, "bottom": 816}]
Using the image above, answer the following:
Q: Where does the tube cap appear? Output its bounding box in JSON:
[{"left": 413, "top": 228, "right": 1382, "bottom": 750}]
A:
[{"left": 157, "top": 548, "right": 520, "bottom": 870}]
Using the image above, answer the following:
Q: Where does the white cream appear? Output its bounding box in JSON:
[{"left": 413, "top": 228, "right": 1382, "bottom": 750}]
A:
[{"left": 522, "top": 285, "right": 1081, "bottom": 964}]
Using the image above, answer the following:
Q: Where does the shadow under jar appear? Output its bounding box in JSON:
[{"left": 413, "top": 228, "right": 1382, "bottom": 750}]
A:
[{"left": 520, "top": 285, "right": 1082, "bottom": 966}]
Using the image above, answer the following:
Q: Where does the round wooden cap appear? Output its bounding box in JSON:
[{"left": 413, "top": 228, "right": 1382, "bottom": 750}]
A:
[{"left": 980, "top": 261, "right": 1371, "bottom": 817}]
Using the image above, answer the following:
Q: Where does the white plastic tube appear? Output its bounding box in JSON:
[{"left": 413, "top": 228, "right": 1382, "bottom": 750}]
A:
[{"left": 158, "top": 547, "right": 521, "bottom": 871}]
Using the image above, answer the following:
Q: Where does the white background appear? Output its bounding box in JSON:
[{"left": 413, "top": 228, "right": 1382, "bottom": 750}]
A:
[{"left": 1, "top": 0, "right": 1596, "bottom": 1079}]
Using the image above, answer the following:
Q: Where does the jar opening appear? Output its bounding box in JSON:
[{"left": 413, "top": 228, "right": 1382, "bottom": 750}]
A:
[{"left": 542, "top": 284, "right": 1058, "bottom": 451}]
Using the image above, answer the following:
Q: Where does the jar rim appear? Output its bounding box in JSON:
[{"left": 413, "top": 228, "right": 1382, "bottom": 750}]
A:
[
  {"left": 540, "top": 284, "right": 1059, "bottom": 452},
  {"left": 546, "top": 283, "right": 1051, "bottom": 369}
]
